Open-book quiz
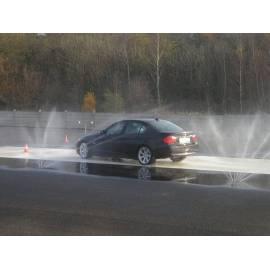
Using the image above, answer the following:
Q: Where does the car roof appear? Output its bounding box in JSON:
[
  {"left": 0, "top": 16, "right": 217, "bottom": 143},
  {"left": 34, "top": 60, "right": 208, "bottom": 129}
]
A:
[{"left": 122, "top": 118, "right": 166, "bottom": 123}]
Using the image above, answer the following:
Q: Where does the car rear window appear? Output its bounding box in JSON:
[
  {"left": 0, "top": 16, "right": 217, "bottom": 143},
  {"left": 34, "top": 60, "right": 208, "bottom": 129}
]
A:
[{"left": 150, "top": 120, "right": 184, "bottom": 133}]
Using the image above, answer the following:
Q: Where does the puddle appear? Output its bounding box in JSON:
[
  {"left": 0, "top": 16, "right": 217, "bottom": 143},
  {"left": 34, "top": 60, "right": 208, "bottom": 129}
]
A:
[{"left": 0, "top": 157, "right": 270, "bottom": 191}]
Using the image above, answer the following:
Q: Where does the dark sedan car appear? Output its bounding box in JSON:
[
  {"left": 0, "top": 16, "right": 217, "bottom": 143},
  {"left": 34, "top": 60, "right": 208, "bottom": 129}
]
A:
[{"left": 76, "top": 118, "right": 198, "bottom": 165}]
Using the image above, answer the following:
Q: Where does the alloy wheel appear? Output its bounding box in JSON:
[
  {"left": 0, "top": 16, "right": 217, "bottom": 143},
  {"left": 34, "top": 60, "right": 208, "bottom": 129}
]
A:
[
  {"left": 79, "top": 143, "right": 88, "bottom": 159},
  {"left": 138, "top": 146, "right": 152, "bottom": 165}
]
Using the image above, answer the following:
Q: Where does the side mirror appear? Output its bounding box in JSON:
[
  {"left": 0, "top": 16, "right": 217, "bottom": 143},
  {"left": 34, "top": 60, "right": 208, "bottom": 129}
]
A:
[{"left": 100, "top": 129, "right": 106, "bottom": 134}]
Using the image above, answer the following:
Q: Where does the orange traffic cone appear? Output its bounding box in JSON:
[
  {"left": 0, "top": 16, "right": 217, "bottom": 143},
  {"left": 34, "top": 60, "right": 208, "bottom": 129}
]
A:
[
  {"left": 65, "top": 135, "right": 69, "bottom": 144},
  {"left": 24, "top": 144, "right": 29, "bottom": 153}
]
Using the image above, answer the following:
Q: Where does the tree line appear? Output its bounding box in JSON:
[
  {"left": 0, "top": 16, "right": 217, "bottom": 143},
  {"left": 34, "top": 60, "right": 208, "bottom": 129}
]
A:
[{"left": 0, "top": 33, "right": 269, "bottom": 113}]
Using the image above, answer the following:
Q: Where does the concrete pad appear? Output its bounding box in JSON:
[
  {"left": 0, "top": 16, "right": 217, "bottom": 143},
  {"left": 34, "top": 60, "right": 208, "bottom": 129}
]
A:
[{"left": 0, "top": 146, "right": 270, "bottom": 175}]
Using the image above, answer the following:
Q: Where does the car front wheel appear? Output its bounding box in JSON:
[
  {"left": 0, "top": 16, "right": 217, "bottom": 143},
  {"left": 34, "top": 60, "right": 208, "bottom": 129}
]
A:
[
  {"left": 79, "top": 142, "right": 89, "bottom": 159},
  {"left": 137, "top": 146, "right": 155, "bottom": 165}
]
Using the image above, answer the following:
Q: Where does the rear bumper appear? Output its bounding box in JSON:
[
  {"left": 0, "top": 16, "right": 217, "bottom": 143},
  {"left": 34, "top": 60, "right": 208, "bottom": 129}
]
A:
[{"left": 154, "top": 143, "right": 199, "bottom": 159}]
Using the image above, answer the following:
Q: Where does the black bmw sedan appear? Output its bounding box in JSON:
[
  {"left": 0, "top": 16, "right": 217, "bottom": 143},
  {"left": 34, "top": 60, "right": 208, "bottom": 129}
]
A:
[{"left": 76, "top": 118, "right": 198, "bottom": 165}]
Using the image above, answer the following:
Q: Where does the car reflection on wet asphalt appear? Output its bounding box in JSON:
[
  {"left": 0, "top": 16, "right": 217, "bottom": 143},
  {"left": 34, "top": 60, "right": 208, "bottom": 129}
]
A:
[
  {"left": 77, "top": 162, "right": 196, "bottom": 181},
  {"left": 0, "top": 157, "right": 270, "bottom": 191}
]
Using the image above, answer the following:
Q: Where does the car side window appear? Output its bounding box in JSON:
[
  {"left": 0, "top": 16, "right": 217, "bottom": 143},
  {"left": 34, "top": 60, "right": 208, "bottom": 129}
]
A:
[
  {"left": 106, "top": 122, "right": 125, "bottom": 136},
  {"left": 139, "top": 125, "right": 147, "bottom": 135},
  {"left": 125, "top": 122, "right": 147, "bottom": 135}
]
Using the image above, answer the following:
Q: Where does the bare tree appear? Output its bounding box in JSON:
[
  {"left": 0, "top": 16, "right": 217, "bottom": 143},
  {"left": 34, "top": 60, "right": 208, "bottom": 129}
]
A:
[
  {"left": 156, "top": 33, "right": 161, "bottom": 107},
  {"left": 123, "top": 35, "right": 131, "bottom": 94},
  {"left": 222, "top": 46, "right": 227, "bottom": 113},
  {"left": 251, "top": 36, "right": 260, "bottom": 104},
  {"left": 239, "top": 35, "right": 243, "bottom": 113}
]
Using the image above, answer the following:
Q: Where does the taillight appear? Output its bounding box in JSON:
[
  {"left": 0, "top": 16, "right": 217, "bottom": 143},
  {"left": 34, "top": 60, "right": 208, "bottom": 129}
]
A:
[
  {"left": 163, "top": 136, "right": 177, "bottom": 145},
  {"left": 191, "top": 135, "right": 198, "bottom": 143}
]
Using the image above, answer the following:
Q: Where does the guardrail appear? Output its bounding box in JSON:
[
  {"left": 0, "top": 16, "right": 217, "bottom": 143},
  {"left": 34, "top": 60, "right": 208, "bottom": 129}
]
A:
[
  {"left": 0, "top": 111, "right": 269, "bottom": 133},
  {"left": 0, "top": 111, "right": 166, "bottom": 130},
  {"left": 0, "top": 111, "right": 269, "bottom": 156}
]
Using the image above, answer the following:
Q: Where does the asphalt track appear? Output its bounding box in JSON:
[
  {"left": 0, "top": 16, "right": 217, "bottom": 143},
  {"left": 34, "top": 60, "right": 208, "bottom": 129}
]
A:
[
  {"left": 1, "top": 146, "right": 270, "bottom": 235},
  {"left": 1, "top": 167, "right": 270, "bottom": 235}
]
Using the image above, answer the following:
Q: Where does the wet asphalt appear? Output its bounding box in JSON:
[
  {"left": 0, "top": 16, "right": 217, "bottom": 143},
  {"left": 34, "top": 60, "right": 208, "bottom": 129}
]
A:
[{"left": 1, "top": 166, "right": 270, "bottom": 235}]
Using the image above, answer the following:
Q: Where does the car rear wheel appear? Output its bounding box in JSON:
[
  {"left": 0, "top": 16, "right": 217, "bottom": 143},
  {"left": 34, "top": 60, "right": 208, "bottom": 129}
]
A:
[
  {"left": 137, "top": 146, "right": 155, "bottom": 165},
  {"left": 79, "top": 142, "right": 89, "bottom": 159}
]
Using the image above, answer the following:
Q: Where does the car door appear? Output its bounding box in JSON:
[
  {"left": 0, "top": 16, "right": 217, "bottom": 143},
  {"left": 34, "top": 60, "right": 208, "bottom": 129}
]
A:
[
  {"left": 94, "top": 121, "right": 126, "bottom": 157},
  {"left": 120, "top": 121, "right": 148, "bottom": 158}
]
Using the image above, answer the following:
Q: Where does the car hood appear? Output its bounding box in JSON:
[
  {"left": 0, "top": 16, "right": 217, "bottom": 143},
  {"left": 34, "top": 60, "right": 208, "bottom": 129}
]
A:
[{"left": 76, "top": 132, "right": 101, "bottom": 146}]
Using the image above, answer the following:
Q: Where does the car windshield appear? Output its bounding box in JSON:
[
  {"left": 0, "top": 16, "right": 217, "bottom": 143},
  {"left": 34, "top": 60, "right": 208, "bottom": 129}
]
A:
[{"left": 150, "top": 120, "right": 184, "bottom": 133}]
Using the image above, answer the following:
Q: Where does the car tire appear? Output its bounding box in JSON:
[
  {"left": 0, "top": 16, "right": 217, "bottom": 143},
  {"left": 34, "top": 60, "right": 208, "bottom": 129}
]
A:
[
  {"left": 137, "top": 145, "right": 155, "bottom": 165},
  {"left": 170, "top": 156, "right": 186, "bottom": 162},
  {"left": 79, "top": 142, "right": 89, "bottom": 159}
]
